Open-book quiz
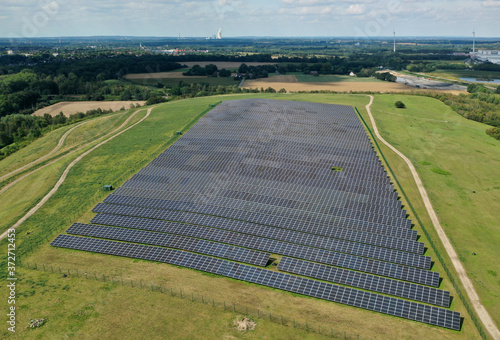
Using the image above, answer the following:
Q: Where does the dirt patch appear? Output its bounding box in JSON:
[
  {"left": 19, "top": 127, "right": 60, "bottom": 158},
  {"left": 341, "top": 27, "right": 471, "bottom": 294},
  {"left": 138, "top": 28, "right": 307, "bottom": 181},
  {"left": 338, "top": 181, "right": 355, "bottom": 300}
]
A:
[
  {"left": 234, "top": 317, "right": 256, "bottom": 332},
  {"left": 33, "top": 101, "right": 146, "bottom": 117},
  {"left": 243, "top": 80, "right": 465, "bottom": 94}
]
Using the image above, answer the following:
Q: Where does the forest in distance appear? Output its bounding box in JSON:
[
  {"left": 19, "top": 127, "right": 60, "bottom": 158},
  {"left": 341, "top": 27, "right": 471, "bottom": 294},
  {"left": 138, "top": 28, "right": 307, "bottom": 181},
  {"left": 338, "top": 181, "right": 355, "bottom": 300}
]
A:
[{"left": 1, "top": 37, "right": 500, "bottom": 160}]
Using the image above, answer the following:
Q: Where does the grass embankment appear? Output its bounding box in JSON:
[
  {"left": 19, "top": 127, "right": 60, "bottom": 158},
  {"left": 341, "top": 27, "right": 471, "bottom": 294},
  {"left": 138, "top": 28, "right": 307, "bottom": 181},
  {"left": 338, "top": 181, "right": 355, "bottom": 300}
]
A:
[
  {"left": 0, "top": 110, "right": 131, "bottom": 179},
  {"left": 0, "top": 93, "right": 491, "bottom": 339},
  {"left": 366, "top": 94, "right": 500, "bottom": 330},
  {"left": 0, "top": 110, "right": 146, "bottom": 236}
]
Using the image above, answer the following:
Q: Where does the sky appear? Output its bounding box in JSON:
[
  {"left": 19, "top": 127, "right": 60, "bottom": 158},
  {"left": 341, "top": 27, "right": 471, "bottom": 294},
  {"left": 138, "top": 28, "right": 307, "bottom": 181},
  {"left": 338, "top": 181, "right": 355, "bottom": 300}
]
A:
[{"left": 1, "top": 0, "right": 499, "bottom": 39}]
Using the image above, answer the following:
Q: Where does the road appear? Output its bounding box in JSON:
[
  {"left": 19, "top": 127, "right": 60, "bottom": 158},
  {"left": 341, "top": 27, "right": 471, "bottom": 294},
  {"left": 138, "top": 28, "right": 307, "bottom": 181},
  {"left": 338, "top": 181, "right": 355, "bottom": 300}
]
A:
[{"left": 364, "top": 95, "right": 500, "bottom": 340}]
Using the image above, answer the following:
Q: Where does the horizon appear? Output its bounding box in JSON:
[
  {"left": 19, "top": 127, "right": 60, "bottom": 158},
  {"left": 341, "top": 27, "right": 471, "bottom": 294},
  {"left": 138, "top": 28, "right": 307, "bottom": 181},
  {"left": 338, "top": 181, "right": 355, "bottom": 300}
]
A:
[
  {"left": 2, "top": 35, "right": 499, "bottom": 40},
  {"left": 1, "top": 0, "right": 499, "bottom": 39}
]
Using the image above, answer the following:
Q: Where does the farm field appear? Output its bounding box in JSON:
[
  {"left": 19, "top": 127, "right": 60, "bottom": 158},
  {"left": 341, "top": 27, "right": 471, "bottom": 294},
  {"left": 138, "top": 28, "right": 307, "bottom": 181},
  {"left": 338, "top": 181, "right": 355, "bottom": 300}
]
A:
[
  {"left": 242, "top": 79, "right": 423, "bottom": 93},
  {"left": 1, "top": 93, "right": 496, "bottom": 339},
  {"left": 127, "top": 76, "right": 239, "bottom": 87},
  {"left": 124, "top": 61, "right": 276, "bottom": 80},
  {"left": 33, "top": 101, "right": 146, "bottom": 117},
  {"left": 295, "top": 74, "right": 386, "bottom": 82},
  {"left": 124, "top": 71, "right": 204, "bottom": 80}
]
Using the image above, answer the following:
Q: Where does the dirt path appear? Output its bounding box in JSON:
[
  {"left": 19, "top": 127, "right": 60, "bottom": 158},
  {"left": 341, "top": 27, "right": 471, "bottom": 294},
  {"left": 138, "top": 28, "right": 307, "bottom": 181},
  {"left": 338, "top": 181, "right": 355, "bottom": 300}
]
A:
[
  {"left": 0, "top": 120, "right": 92, "bottom": 182},
  {"left": 0, "top": 110, "right": 142, "bottom": 196},
  {"left": 0, "top": 107, "right": 153, "bottom": 241},
  {"left": 364, "top": 95, "right": 500, "bottom": 340}
]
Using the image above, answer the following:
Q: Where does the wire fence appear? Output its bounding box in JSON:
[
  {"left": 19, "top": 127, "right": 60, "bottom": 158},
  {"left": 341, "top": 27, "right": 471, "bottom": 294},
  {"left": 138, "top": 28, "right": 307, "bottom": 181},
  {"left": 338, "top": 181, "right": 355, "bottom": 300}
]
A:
[
  {"left": 21, "top": 260, "right": 369, "bottom": 340},
  {"left": 354, "top": 107, "right": 487, "bottom": 340}
]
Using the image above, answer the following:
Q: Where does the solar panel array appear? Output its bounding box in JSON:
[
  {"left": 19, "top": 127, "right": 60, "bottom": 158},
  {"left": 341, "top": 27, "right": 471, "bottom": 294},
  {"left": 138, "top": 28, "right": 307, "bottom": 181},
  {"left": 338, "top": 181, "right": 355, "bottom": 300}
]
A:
[
  {"left": 51, "top": 99, "right": 460, "bottom": 330},
  {"left": 51, "top": 234, "right": 461, "bottom": 330}
]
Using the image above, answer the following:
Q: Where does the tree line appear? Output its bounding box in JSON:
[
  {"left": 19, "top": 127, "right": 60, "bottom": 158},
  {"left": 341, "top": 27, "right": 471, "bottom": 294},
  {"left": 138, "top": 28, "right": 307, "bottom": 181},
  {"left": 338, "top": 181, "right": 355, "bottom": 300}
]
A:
[{"left": 0, "top": 107, "right": 117, "bottom": 159}]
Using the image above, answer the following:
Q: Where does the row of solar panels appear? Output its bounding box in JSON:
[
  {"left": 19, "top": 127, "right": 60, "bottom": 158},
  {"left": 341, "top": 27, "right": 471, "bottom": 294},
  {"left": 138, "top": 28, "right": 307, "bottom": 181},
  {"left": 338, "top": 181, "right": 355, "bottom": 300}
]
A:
[
  {"left": 51, "top": 100, "right": 459, "bottom": 331},
  {"left": 97, "top": 198, "right": 426, "bottom": 267},
  {"left": 51, "top": 234, "right": 461, "bottom": 330},
  {"left": 92, "top": 204, "right": 439, "bottom": 287}
]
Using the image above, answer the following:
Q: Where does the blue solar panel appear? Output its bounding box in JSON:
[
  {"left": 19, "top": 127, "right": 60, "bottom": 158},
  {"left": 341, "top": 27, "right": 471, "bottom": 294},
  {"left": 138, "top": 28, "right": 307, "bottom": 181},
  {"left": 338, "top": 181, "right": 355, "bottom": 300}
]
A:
[
  {"left": 51, "top": 99, "right": 459, "bottom": 330},
  {"left": 51, "top": 234, "right": 460, "bottom": 330}
]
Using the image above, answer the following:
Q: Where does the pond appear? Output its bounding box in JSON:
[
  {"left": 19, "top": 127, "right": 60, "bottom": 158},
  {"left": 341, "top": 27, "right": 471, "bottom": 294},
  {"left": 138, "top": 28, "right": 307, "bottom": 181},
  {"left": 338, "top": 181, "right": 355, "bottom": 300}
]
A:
[{"left": 460, "top": 77, "right": 500, "bottom": 84}]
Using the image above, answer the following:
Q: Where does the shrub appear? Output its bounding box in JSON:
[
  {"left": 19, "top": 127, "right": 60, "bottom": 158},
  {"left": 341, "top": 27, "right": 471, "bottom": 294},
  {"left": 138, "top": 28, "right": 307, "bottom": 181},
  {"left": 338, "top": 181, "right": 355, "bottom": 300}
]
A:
[
  {"left": 486, "top": 127, "right": 500, "bottom": 140},
  {"left": 395, "top": 101, "right": 406, "bottom": 109}
]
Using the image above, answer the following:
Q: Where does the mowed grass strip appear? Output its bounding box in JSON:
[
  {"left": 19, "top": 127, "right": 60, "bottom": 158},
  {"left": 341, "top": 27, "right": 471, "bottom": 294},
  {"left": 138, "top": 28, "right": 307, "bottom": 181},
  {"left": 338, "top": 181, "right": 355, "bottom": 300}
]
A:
[
  {"left": 0, "top": 110, "right": 135, "bottom": 179},
  {"left": 369, "top": 94, "right": 500, "bottom": 329},
  {"left": 0, "top": 109, "right": 147, "bottom": 236}
]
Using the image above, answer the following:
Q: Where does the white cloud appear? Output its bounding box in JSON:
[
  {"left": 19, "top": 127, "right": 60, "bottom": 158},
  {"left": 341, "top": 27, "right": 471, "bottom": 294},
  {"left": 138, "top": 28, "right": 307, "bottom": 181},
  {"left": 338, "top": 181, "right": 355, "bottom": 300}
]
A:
[
  {"left": 346, "top": 4, "right": 366, "bottom": 15},
  {"left": 482, "top": 0, "right": 500, "bottom": 7}
]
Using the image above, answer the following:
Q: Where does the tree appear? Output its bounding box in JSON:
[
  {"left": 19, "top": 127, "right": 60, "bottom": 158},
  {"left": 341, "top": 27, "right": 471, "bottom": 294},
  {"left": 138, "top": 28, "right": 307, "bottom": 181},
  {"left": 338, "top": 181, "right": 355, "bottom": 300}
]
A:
[
  {"left": 238, "top": 63, "right": 249, "bottom": 74},
  {"left": 278, "top": 88, "right": 287, "bottom": 93},
  {"left": 496, "top": 85, "right": 500, "bottom": 94},
  {"left": 204, "top": 64, "right": 218, "bottom": 77},
  {"left": 218, "top": 69, "right": 232, "bottom": 77},
  {"left": 395, "top": 101, "right": 406, "bottom": 109}
]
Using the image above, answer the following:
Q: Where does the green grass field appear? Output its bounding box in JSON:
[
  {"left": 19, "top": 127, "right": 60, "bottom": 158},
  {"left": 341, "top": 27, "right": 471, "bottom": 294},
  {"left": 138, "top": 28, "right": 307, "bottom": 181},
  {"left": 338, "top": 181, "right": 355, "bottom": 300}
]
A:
[
  {"left": 1, "top": 93, "right": 496, "bottom": 339},
  {"left": 128, "top": 77, "right": 239, "bottom": 87},
  {"left": 295, "top": 74, "right": 384, "bottom": 83},
  {"left": 369, "top": 94, "right": 500, "bottom": 328}
]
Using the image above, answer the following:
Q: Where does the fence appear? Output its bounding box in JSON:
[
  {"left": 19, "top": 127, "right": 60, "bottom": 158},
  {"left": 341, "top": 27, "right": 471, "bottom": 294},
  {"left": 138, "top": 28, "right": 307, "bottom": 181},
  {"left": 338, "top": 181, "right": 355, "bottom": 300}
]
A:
[
  {"left": 354, "top": 107, "right": 487, "bottom": 339},
  {"left": 21, "top": 260, "right": 368, "bottom": 340}
]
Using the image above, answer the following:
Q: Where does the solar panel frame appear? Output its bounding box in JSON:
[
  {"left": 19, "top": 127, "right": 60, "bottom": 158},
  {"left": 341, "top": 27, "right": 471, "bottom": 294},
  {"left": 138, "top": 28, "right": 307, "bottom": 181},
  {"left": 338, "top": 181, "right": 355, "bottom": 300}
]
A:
[{"left": 51, "top": 234, "right": 460, "bottom": 330}]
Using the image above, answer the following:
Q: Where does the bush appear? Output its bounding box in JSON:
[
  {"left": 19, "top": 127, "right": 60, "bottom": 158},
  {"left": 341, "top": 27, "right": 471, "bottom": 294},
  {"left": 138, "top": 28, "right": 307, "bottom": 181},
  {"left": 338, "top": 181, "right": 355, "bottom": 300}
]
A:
[
  {"left": 486, "top": 127, "right": 500, "bottom": 140},
  {"left": 395, "top": 101, "right": 406, "bottom": 109}
]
